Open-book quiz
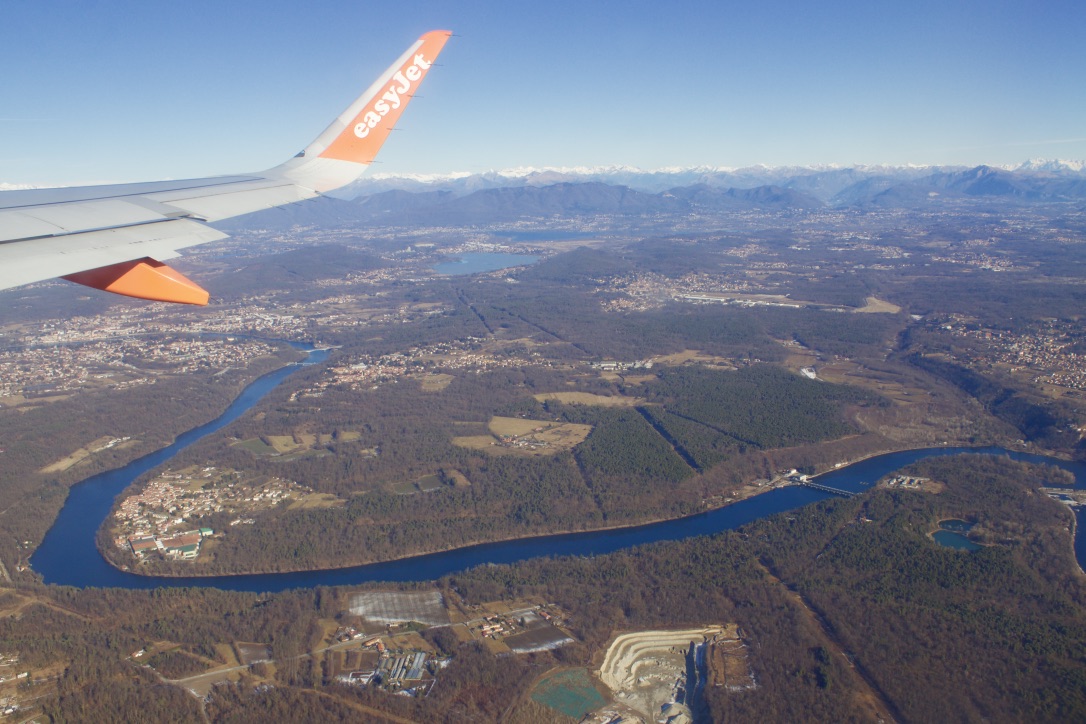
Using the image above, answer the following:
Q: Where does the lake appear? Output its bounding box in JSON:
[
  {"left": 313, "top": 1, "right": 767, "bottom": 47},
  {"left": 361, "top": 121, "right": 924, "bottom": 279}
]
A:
[{"left": 933, "top": 519, "right": 981, "bottom": 551}]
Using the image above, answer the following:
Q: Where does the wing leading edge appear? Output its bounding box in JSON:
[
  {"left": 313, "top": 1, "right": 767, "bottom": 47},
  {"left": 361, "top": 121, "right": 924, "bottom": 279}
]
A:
[{"left": 0, "top": 30, "right": 452, "bottom": 305}]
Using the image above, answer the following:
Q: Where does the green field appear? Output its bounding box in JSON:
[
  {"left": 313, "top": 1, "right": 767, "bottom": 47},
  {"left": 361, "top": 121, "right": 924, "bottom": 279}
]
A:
[
  {"left": 416, "top": 474, "right": 445, "bottom": 492},
  {"left": 235, "top": 438, "right": 276, "bottom": 456}
]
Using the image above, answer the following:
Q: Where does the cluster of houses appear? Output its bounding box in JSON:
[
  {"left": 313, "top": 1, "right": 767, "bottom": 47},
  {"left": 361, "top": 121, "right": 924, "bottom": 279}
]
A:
[{"left": 112, "top": 467, "right": 315, "bottom": 562}]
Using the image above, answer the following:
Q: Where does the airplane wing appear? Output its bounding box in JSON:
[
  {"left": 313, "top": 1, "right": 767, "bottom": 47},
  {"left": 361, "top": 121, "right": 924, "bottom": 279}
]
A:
[{"left": 0, "top": 30, "right": 452, "bottom": 305}]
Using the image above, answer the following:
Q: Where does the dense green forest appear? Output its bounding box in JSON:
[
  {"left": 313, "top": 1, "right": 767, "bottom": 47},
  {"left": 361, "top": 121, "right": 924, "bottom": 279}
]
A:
[{"left": 646, "top": 365, "right": 881, "bottom": 449}]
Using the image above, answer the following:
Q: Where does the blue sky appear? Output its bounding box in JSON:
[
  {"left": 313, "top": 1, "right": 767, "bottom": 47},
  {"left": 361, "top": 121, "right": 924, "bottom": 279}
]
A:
[{"left": 3, "top": 0, "right": 1084, "bottom": 186}]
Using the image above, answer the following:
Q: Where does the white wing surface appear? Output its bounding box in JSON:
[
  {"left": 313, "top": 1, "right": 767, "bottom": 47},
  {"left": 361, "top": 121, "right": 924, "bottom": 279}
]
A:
[{"left": 0, "top": 30, "right": 452, "bottom": 305}]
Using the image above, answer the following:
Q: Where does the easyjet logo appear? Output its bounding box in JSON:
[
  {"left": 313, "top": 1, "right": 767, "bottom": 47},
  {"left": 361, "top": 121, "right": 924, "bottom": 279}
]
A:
[{"left": 354, "top": 53, "right": 433, "bottom": 139}]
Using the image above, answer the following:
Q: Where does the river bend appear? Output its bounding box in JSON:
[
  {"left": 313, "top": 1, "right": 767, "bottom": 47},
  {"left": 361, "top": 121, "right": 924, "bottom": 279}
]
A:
[{"left": 29, "top": 348, "right": 1086, "bottom": 592}]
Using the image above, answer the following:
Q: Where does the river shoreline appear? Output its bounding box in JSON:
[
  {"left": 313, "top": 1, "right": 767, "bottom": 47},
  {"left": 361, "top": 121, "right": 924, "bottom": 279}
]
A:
[
  {"left": 99, "top": 440, "right": 945, "bottom": 579},
  {"left": 95, "top": 441, "right": 1069, "bottom": 582},
  {"left": 30, "top": 339, "right": 1086, "bottom": 591}
]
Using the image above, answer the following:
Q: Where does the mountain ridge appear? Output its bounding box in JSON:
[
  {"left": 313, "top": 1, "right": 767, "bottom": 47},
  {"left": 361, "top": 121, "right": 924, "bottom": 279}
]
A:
[{"left": 212, "top": 162, "right": 1086, "bottom": 232}]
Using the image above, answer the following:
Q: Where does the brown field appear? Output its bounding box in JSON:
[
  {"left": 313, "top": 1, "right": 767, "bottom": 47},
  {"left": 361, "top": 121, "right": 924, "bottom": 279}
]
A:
[
  {"left": 451, "top": 624, "right": 476, "bottom": 642},
  {"left": 388, "top": 631, "right": 435, "bottom": 653},
  {"left": 242, "top": 430, "right": 361, "bottom": 457},
  {"left": 40, "top": 436, "right": 139, "bottom": 473},
  {"left": 266, "top": 435, "right": 305, "bottom": 454},
  {"left": 213, "top": 643, "right": 239, "bottom": 667},
  {"left": 489, "top": 417, "right": 559, "bottom": 437},
  {"left": 652, "top": 349, "right": 737, "bottom": 368},
  {"left": 855, "top": 296, "right": 902, "bottom": 314},
  {"left": 420, "top": 373, "right": 454, "bottom": 391},
  {"left": 451, "top": 435, "right": 498, "bottom": 450},
  {"left": 816, "top": 360, "right": 931, "bottom": 405},
  {"left": 445, "top": 469, "right": 472, "bottom": 488},
  {"left": 483, "top": 638, "right": 512, "bottom": 655},
  {"left": 455, "top": 417, "right": 595, "bottom": 456},
  {"left": 287, "top": 492, "right": 345, "bottom": 510},
  {"left": 781, "top": 348, "right": 821, "bottom": 371},
  {"left": 533, "top": 392, "right": 644, "bottom": 406},
  {"left": 476, "top": 597, "right": 546, "bottom": 616},
  {"left": 1, "top": 393, "right": 72, "bottom": 409}
]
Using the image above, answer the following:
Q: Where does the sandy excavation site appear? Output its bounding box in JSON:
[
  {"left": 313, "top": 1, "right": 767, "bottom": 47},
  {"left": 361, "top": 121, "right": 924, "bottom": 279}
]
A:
[{"left": 596, "top": 625, "right": 753, "bottom": 722}]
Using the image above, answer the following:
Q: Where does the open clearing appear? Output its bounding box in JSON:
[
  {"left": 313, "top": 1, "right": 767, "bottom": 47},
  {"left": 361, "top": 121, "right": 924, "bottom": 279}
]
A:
[
  {"left": 420, "top": 373, "right": 454, "bottom": 391},
  {"left": 40, "top": 435, "right": 137, "bottom": 473},
  {"left": 235, "top": 643, "right": 271, "bottom": 665},
  {"left": 286, "top": 492, "right": 345, "bottom": 510},
  {"left": 453, "top": 417, "right": 592, "bottom": 456},
  {"left": 816, "top": 359, "right": 931, "bottom": 405},
  {"left": 452, "top": 435, "right": 499, "bottom": 450},
  {"left": 445, "top": 469, "right": 471, "bottom": 487},
  {"left": 389, "top": 468, "right": 470, "bottom": 491},
  {"left": 651, "top": 349, "right": 737, "bottom": 368},
  {"left": 233, "top": 429, "right": 361, "bottom": 458},
  {"left": 855, "top": 296, "right": 902, "bottom": 314},
  {"left": 533, "top": 391, "right": 644, "bottom": 406}
]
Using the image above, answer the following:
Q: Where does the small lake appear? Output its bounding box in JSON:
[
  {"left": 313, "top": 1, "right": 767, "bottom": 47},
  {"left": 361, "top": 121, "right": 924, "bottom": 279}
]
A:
[
  {"left": 432, "top": 252, "right": 539, "bottom": 275},
  {"left": 933, "top": 519, "right": 981, "bottom": 551}
]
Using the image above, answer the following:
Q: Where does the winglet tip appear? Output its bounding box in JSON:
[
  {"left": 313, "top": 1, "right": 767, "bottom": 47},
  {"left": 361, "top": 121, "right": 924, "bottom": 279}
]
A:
[{"left": 63, "top": 258, "right": 210, "bottom": 305}]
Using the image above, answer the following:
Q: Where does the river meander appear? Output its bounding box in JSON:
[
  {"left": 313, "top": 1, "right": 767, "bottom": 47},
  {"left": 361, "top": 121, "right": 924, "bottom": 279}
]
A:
[{"left": 29, "top": 349, "right": 1086, "bottom": 593}]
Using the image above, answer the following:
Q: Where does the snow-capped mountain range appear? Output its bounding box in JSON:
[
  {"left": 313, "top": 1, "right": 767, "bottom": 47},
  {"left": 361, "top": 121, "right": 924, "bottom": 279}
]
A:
[
  {"left": 207, "top": 159, "right": 1086, "bottom": 233},
  {"left": 339, "top": 160, "right": 1086, "bottom": 199}
]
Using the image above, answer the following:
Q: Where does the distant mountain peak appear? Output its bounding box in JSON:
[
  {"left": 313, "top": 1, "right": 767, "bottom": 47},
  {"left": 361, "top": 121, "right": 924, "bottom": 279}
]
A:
[{"left": 1004, "top": 158, "right": 1086, "bottom": 174}]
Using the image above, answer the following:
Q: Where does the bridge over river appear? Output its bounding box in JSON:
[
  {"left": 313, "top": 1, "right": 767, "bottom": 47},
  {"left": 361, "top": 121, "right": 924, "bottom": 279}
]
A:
[{"left": 797, "top": 480, "right": 856, "bottom": 498}]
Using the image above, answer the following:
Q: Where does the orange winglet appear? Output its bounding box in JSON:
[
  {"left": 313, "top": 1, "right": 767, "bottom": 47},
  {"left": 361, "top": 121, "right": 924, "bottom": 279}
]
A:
[
  {"left": 63, "top": 258, "right": 210, "bottom": 305},
  {"left": 320, "top": 30, "right": 452, "bottom": 165}
]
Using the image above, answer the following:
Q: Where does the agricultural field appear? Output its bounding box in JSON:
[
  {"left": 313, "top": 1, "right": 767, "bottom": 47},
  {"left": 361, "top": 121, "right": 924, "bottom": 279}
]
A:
[
  {"left": 39, "top": 435, "right": 137, "bottom": 473},
  {"left": 651, "top": 348, "right": 739, "bottom": 368},
  {"left": 231, "top": 430, "right": 362, "bottom": 460},
  {"left": 855, "top": 296, "right": 902, "bottom": 314},
  {"left": 285, "top": 492, "right": 345, "bottom": 510},
  {"left": 453, "top": 416, "right": 592, "bottom": 456}
]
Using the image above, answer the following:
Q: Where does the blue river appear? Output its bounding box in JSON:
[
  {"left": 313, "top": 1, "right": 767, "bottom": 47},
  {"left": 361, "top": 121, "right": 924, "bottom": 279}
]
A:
[{"left": 29, "top": 347, "right": 1086, "bottom": 593}]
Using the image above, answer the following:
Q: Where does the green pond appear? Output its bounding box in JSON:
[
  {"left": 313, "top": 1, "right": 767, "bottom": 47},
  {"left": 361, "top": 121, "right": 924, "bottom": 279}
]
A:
[{"left": 933, "top": 519, "right": 981, "bottom": 551}]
